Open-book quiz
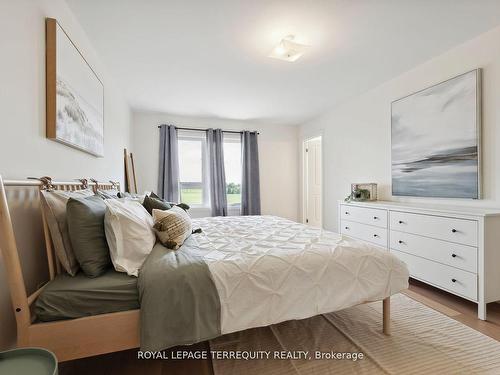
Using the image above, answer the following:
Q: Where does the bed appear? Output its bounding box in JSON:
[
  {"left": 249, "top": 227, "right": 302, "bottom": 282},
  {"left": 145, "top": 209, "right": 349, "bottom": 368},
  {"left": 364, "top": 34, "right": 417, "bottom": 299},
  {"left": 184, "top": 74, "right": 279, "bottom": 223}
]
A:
[{"left": 0, "top": 176, "right": 409, "bottom": 361}]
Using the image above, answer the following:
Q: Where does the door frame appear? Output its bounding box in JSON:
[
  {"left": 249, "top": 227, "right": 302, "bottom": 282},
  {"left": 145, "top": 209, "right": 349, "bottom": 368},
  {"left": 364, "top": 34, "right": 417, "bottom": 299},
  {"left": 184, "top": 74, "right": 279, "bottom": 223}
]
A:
[{"left": 302, "top": 134, "right": 323, "bottom": 227}]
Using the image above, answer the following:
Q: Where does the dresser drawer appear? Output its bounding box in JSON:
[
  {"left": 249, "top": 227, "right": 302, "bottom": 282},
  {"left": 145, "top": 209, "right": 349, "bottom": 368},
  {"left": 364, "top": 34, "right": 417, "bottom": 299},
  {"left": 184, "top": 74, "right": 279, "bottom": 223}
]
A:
[
  {"left": 390, "top": 211, "right": 478, "bottom": 247},
  {"left": 390, "top": 231, "right": 477, "bottom": 273},
  {"left": 341, "top": 220, "right": 387, "bottom": 247},
  {"left": 391, "top": 249, "right": 477, "bottom": 301},
  {"left": 340, "top": 204, "right": 387, "bottom": 228}
]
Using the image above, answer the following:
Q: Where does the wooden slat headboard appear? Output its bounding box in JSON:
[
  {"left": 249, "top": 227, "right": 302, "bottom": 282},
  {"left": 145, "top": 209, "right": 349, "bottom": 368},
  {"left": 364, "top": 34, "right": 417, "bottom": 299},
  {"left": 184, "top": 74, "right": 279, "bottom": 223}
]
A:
[{"left": 0, "top": 176, "right": 120, "bottom": 332}]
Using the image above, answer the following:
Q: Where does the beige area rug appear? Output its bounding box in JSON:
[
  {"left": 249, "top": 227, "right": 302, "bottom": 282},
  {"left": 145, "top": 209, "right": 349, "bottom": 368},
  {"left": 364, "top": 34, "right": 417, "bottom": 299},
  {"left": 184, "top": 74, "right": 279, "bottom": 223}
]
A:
[{"left": 210, "top": 294, "right": 500, "bottom": 374}]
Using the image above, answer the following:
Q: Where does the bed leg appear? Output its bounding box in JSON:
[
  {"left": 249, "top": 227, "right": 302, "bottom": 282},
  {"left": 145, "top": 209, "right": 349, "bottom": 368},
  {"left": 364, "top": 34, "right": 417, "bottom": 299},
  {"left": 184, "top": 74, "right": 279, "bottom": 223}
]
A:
[{"left": 383, "top": 297, "right": 390, "bottom": 335}]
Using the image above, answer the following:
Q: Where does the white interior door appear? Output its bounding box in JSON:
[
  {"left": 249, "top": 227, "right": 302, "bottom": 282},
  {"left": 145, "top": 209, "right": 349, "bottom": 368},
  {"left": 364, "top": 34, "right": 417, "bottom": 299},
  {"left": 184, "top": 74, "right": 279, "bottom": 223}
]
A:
[{"left": 304, "top": 137, "right": 322, "bottom": 227}]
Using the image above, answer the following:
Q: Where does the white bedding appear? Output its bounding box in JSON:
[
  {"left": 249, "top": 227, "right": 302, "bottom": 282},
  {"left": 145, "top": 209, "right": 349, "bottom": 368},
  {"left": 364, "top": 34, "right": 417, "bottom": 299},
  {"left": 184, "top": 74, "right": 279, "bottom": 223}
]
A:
[{"left": 193, "top": 215, "right": 409, "bottom": 335}]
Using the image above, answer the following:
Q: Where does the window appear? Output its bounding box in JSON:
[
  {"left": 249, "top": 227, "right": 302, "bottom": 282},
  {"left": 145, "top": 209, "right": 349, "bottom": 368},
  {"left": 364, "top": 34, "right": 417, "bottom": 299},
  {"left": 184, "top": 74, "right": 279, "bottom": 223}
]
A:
[
  {"left": 178, "top": 131, "right": 208, "bottom": 206},
  {"left": 223, "top": 134, "right": 242, "bottom": 206},
  {"left": 177, "top": 130, "right": 242, "bottom": 209}
]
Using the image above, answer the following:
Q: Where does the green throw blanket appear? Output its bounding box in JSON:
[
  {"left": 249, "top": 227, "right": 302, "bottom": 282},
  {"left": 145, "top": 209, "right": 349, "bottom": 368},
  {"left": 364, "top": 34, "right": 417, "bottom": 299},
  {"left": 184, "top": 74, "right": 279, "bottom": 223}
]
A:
[{"left": 138, "top": 238, "right": 221, "bottom": 351}]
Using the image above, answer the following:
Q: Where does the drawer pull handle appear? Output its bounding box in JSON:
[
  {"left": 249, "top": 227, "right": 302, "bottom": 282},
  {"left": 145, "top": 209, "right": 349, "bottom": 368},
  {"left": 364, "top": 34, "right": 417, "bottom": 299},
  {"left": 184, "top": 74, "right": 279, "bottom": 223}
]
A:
[
  {"left": 373, "top": 234, "right": 379, "bottom": 238},
  {"left": 345, "top": 212, "right": 350, "bottom": 215},
  {"left": 451, "top": 253, "right": 457, "bottom": 258},
  {"left": 398, "top": 220, "right": 404, "bottom": 224},
  {"left": 345, "top": 226, "right": 349, "bottom": 230},
  {"left": 451, "top": 229, "right": 457, "bottom": 233},
  {"left": 373, "top": 216, "right": 378, "bottom": 220},
  {"left": 398, "top": 240, "right": 404, "bottom": 244},
  {"left": 451, "top": 278, "right": 457, "bottom": 283}
]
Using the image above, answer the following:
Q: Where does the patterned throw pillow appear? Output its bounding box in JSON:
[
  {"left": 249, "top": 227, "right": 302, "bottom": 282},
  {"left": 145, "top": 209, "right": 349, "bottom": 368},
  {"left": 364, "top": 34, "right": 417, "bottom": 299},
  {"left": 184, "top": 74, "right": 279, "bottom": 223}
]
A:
[{"left": 152, "top": 206, "right": 192, "bottom": 250}]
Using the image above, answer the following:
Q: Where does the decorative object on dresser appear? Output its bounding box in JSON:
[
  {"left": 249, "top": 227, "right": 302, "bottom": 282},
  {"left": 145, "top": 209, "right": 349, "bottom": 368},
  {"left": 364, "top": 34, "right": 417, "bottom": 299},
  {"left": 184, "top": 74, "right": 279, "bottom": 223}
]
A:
[
  {"left": 391, "top": 69, "right": 481, "bottom": 199},
  {"left": 339, "top": 200, "right": 500, "bottom": 320},
  {"left": 46, "top": 18, "right": 104, "bottom": 157},
  {"left": 345, "top": 183, "right": 377, "bottom": 202}
]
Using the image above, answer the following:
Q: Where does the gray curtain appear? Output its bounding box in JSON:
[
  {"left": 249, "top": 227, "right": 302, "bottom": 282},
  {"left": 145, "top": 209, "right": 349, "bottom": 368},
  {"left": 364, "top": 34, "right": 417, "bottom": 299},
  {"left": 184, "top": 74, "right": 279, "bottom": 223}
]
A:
[
  {"left": 207, "top": 128, "right": 228, "bottom": 216},
  {"left": 158, "top": 124, "right": 180, "bottom": 202},
  {"left": 241, "top": 131, "right": 261, "bottom": 215}
]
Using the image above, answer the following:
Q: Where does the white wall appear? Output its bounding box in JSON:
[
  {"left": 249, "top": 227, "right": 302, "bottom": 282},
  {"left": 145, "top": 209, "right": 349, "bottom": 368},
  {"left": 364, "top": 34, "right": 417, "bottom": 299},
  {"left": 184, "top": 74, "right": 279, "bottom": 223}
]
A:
[
  {"left": 0, "top": 0, "right": 132, "bottom": 183},
  {"left": 0, "top": 0, "right": 132, "bottom": 349},
  {"left": 132, "top": 111, "right": 299, "bottom": 221},
  {"left": 300, "top": 25, "right": 500, "bottom": 232}
]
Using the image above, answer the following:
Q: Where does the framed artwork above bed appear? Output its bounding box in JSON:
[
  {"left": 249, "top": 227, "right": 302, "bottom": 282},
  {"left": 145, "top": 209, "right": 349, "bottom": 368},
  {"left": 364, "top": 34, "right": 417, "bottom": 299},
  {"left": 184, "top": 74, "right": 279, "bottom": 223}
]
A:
[
  {"left": 391, "top": 69, "right": 481, "bottom": 199},
  {"left": 46, "top": 18, "right": 104, "bottom": 157}
]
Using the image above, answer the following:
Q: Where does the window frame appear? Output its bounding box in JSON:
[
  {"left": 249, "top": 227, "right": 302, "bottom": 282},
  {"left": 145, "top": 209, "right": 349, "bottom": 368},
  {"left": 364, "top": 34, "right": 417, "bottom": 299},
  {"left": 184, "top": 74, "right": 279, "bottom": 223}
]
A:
[
  {"left": 223, "top": 133, "right": 242, "bottom": 208},
  {"left": 176, "top": 130, "right": 243, "bottom": 212},
  {"left": 177, "top": 130, "right": 210, "bottom": 208}
]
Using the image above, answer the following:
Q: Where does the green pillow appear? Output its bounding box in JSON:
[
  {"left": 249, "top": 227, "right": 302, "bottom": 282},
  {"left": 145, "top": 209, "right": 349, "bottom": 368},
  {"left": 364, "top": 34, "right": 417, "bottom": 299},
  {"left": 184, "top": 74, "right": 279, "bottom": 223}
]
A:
[
  {"left": 142, "top": 195, "right": 172, "bottom": 215},
  {"left": 148, "top": 192, "right": 190, "bottom": 211},
  {"left": 67, "top": 195, "right": 111, "bottom": 277},
  {"left": 149, "top": 191, "right": 162, "bottom": 199}
]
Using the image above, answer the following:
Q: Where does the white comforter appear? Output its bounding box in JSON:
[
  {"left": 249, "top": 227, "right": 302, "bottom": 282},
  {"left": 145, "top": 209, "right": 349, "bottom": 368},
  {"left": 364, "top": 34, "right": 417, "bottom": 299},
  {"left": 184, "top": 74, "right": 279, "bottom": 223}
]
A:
[{"left": 193, "top": 215, "right": 409, "bottom": 335}]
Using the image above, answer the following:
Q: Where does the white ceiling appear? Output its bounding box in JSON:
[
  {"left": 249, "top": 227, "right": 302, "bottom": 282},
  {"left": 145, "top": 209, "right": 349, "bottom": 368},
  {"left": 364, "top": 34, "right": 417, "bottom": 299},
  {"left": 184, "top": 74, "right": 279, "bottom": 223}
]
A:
[{"left": 66, "top": 0, "right": 500, "bottom": 126}]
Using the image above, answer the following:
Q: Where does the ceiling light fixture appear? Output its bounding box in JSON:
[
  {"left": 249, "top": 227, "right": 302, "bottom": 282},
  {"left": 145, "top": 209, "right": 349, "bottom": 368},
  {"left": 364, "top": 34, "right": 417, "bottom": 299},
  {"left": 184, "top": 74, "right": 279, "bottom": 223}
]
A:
[{"left": 268, "top": 35, "right": 308, "bottom": 62}]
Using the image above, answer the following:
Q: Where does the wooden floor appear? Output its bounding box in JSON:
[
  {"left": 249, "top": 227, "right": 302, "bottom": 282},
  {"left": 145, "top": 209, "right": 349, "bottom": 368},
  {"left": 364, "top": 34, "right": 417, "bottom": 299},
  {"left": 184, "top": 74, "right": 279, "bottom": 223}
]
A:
[{"left": 60, "top": 279, "right": 500, "bottom": 375}]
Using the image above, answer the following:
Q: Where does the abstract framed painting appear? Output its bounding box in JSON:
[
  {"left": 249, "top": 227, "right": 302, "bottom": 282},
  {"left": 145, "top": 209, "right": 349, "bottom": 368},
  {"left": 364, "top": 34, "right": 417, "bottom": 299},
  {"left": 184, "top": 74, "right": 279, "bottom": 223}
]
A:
[
  {"left": 46, "top": 18, "right": 104, "bottom": 157},
  {"left": 391, "top": 69, "right": 481, "bottom": 199}
]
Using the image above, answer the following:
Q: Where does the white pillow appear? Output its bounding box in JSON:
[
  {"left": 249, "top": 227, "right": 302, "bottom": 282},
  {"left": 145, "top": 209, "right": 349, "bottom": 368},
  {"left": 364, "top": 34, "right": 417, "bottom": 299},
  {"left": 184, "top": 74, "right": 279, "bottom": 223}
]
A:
[{"left": 104, "top": 199, "right": 155, "bottom": 276}]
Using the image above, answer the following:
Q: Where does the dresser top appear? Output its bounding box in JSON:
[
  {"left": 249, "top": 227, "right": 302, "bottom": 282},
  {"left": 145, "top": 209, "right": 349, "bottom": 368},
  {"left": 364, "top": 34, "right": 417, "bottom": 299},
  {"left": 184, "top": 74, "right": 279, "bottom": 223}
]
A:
[{"left": 339, "top": 200, "right": 500, "bottom": 217}]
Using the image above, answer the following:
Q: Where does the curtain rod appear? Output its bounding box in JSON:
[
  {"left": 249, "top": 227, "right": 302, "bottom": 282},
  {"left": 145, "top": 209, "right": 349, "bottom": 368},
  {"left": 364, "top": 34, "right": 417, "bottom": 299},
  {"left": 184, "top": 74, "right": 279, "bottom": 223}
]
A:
[{"left": 157, "top": 125, "right": 259, "bottom": 135}]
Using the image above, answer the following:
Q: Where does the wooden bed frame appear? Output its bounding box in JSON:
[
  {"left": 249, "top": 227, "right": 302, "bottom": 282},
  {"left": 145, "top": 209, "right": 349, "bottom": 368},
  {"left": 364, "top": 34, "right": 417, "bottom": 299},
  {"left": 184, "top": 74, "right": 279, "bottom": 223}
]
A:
[{"left": 0, "top": 175, "right": 390, "bottom": 362}]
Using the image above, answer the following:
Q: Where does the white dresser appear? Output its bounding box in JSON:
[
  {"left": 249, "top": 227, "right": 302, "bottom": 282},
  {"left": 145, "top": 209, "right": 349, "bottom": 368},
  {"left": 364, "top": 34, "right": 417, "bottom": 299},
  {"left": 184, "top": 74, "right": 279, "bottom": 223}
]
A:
[{"left": 338, "top": 200, "right": 500, "bottom": 320}]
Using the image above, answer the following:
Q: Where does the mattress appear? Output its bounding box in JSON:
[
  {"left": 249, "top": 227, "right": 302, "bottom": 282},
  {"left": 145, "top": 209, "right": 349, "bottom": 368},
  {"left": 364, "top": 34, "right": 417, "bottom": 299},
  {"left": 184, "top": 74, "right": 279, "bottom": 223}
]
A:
[
  {"left": 35, "top": 268, "right": 139, "bottom": 322},
  {"left": 194, "top": 215, "right": 409, "bottom": 335}
]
